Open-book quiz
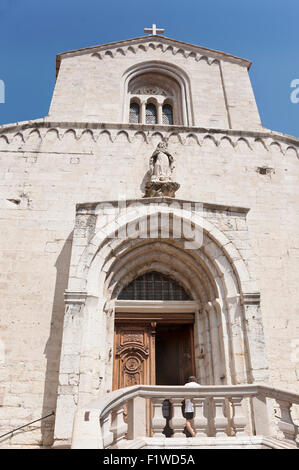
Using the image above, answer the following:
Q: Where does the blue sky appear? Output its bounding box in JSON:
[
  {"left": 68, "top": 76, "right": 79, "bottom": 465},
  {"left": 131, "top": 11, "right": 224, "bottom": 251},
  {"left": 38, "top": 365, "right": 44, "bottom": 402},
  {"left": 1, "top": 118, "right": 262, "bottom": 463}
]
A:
[{"left": 0, "top": 0, "right": 298, "bottom": 136}]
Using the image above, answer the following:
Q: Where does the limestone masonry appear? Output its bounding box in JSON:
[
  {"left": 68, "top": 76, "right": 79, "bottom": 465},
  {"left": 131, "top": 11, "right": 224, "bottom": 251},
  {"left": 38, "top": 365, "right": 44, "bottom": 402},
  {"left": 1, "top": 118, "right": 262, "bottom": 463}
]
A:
[{"left": 0, "top": 33, "right": 298, "bottom": 448}]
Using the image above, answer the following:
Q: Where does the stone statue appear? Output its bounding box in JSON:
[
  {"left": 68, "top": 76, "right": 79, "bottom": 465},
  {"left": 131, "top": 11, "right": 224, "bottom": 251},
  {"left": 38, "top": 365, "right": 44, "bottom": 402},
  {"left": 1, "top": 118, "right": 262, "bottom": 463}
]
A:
[
  {"left": 149, "top": 142, "right": 175, "bottom": 182},
  {"left": 144, "top": 141, "right": 180, "bottom": 198}
]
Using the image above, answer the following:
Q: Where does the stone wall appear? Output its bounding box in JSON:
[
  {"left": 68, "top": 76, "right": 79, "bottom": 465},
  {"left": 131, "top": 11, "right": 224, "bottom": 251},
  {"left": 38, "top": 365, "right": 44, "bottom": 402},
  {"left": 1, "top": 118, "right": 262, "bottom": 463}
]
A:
[
  {"left": 49, "top": 36, "right": 261, "bottom": 130},
  {"left": 0, "top": 121, "right": 298, "bottom": 447}
]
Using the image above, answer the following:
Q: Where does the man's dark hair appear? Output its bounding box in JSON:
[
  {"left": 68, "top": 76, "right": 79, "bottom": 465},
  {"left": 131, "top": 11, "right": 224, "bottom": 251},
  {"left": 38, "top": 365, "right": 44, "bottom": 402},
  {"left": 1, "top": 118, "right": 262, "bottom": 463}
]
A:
[{"left": 187, "top": 376, "right": 198, "bottom": 383}]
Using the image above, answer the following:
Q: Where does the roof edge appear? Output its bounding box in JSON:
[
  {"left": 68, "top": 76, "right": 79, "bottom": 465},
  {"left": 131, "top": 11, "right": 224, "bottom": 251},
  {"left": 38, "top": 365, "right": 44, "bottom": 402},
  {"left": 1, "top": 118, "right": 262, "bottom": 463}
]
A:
[{"left": 55, "top": 35, "right": 252, "bottom": 76}]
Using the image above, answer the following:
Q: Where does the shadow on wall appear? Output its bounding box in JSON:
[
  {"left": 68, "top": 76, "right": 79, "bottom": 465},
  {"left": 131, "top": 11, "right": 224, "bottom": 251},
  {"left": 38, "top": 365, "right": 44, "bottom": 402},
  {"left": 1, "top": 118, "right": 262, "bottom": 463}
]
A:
[
  {"left": 41, "top": 232, "right": 73, "bottom": 447},
  {"left": 140, "top": 169, "right": 151, "bottom": 194}
]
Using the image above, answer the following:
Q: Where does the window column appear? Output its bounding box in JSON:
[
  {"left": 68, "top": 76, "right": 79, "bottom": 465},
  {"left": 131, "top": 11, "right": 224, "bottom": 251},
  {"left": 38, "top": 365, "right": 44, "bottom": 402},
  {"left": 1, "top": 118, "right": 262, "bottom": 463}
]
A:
[
  {"left": 157, "top": 102, "right": 163, "bottom": 125},
  {"left": 140, "top": 99, "right": 146, "bottom": 124}
]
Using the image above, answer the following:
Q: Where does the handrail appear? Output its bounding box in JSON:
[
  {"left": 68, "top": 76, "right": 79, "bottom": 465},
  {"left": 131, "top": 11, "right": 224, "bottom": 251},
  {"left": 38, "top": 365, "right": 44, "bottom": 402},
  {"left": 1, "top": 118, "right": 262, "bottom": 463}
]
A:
[
  {"left": 0, "top": 412, "right": 55, "bottom": 439},
  {"left": 84, "top": 384, "right": 299, "bottom": 420}
]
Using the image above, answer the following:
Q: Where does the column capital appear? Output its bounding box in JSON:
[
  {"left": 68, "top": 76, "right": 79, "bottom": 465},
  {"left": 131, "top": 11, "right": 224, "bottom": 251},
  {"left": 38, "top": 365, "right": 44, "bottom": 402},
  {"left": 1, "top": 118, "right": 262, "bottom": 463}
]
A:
[
  {"left": 241, "top": 292, "right": 261, "bottom": 305},
  {"left": 64, "top": 290, "right": 87, "bottom": 305}
]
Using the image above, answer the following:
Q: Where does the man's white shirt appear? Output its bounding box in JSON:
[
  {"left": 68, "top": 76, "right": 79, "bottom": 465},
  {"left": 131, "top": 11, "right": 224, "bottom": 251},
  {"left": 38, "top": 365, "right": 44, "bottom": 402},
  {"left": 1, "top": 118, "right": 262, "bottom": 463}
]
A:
[{"left": 184, "top": 381, "right": 201, "bottom": 413}]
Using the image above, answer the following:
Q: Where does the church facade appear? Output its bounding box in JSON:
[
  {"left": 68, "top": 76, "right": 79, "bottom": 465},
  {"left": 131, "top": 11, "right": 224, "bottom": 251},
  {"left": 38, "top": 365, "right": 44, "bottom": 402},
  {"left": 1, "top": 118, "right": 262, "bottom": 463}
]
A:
[{"left": 0, "top": 30, "right": 299, "bottom": 449}]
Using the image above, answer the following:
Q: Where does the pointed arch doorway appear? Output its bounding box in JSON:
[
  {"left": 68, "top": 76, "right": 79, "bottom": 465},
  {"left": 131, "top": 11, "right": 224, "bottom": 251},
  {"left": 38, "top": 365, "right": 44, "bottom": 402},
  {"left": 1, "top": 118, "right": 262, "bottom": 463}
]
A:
[{"left": 112, "top": 271, "right": 197, "bottom": 390}]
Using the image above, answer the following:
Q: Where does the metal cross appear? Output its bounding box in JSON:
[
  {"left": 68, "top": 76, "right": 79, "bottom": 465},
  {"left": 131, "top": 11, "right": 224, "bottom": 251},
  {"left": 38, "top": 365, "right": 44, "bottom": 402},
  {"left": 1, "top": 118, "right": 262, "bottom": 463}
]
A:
[{"left": 144, "top": 24, "right": 165, "bottom": 36}]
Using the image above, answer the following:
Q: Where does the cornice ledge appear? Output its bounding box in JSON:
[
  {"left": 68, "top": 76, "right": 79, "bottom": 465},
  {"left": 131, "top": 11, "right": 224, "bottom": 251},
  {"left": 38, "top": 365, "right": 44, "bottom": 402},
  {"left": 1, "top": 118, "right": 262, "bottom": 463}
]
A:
[
  {"left": 1, "top": 119, "right": 299, "bottom": 147},
  {"left": 75, "top": 198, "right": 250, "bottom": 216}
]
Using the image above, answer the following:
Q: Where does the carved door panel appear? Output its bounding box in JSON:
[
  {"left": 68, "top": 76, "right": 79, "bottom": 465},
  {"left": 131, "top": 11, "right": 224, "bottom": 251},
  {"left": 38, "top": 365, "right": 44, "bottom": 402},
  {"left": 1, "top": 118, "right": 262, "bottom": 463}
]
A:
[{"left": 113, "top": 323, "right": 155, "bottom": 390}]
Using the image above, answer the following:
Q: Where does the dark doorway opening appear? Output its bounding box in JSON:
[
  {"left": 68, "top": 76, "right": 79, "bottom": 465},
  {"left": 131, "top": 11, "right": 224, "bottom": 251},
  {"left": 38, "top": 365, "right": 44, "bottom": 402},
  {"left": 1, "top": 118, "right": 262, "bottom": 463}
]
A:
[{"left": 155, "top": 323, "right": 195, "bottom": 386}]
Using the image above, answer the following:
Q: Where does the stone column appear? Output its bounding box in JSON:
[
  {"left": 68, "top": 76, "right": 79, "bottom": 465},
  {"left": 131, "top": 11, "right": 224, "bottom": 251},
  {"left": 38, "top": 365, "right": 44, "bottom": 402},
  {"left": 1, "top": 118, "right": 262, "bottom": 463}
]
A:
[
  {"left": 193, "top": 309, "right": 206, "bottom": 384},
  {"left": 53, "top": 291, "right": 86, "bottom": 447},
  {"left": 140, "top": 100, "right": 146, "bottom": 124},
  {"left": 77, "top": 296, "right": 107, "bottom": 408},
  {"left": 242, "top": 293, "right": 269, "bottom": 383},
  {"left": 206, "top": 302, "right": 223, "bottom": 384},
  {"left": 157, "top": 102, "right": 163, "bottom": 125}
]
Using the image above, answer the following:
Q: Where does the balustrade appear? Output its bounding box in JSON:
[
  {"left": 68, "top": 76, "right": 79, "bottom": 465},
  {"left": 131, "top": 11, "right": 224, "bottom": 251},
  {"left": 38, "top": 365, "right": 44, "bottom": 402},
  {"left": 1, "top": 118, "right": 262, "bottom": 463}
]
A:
[{"left": 71, "top": 384, "right": 299, "bottom": 449}]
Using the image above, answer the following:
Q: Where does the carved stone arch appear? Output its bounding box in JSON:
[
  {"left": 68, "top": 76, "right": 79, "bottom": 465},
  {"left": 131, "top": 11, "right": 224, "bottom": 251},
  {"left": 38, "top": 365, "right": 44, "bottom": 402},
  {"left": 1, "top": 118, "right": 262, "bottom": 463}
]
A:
[
  {"left": 115, "top": 130, "right": 130, "bottom": 143},
  {"left": 138, "top": 44, "right": 147, "bottom": 52},
  {"left": 55, "top": 200, "right": 269, "bottom": 441},
  {"left": 80, "top": 129, "right": 95, "bottom": 142},
  {"left": 122, "top": 61, "right": 194, "bottom": 126},
  {"left": 198, "top": 56, "right": 209, "bottom": 64},
  {"left": 106, "top": 50, "right": 114, "bottom": 58},
  {"left": 115, "top": 48, "right": 125, "bottom": 56},
  {"left": 0, "top": 134, "right": 9, "bottom": 147},
  {"left": 91, "top": 52, "right": 102, "bottom": 60},
  {"left": 285, "top": 145, "right": 299, "bottom": 159}
]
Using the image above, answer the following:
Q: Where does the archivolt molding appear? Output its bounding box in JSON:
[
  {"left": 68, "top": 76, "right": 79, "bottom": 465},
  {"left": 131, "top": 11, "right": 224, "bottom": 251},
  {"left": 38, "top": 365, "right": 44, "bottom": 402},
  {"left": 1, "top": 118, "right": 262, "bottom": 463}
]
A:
[
  {"left": 63, "top": 198, "right": 269, "bottom": 386},
  {"left": 71, "top": 202, "right": 254, "bottom": 302},
  {"left": 0, "top": 122, "right": 298, "bottom": 158},
  {"left": 122, "top": 60, "right": 193, "bottom": 126}
]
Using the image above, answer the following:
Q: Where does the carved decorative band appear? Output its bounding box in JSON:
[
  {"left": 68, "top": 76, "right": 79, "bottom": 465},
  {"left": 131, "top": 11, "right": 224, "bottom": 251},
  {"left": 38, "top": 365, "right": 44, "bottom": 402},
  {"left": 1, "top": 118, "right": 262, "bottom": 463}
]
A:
[
  {"left": 242, "top": 292, "right": 261, "bottom": 305},
  {"left": 64, "top": 290, "right": 87, "bottom": 305}
]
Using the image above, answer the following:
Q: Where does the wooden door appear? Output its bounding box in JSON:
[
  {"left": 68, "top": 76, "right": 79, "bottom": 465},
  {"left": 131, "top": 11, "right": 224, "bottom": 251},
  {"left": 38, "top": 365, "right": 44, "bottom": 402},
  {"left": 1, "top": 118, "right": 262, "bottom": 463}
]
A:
[
  {"left": 113, "top": 322, "right": 156, "bottom": 390},
  {"left": 155, "top": 324, "right": 195, "bottom": 385},
  {"left": 178, "top": 324, "right": 195, "bottom": 384}
]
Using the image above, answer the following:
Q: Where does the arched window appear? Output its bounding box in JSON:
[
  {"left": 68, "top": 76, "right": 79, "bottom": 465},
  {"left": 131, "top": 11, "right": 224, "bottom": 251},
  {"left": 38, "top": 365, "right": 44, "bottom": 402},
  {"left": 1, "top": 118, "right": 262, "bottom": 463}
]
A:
[
  {"left": 145, "top": 103, "right": 157, "bottom": 124},
  {"left": 118, "top": 271, "right": 191, "bottom": 301},
  {"left": 162, "top": 104, "right": 173, "bottom": 125},
  {"left": 129, "top": 102, "right": 140, "bottom": 124}
]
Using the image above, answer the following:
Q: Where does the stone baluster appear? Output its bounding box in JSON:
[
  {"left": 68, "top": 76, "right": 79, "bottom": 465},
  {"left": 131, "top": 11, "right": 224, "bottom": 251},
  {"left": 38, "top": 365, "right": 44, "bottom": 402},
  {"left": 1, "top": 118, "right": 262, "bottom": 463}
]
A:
[
  {"left": 276, "top": 399, "right": 297, "bottom": 443},
  {"left": 151, "top": 397, "right": 166, "bottom": 437},
  {"left": 101, "top": 412, "right": 114, "bottom": 448},
  {"left": 169, "top": 398, "right": 186, "bottom": 437},
  {"left": 230, "top": 396, "right": 247, "bottom": 436},
  {"left": 110, "top": 403, "right": 128, "bottom": 445},
  {"left": 193, "top": 398, "right": 208, "bottom": 437},
  {"left": 213, "top": 397, "right": 228, "bottom": 437}
]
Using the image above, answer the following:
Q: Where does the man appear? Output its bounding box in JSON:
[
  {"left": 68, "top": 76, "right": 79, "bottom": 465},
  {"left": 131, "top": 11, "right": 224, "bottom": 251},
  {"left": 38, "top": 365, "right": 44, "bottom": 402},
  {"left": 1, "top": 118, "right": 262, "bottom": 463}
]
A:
[{"left": 184, "top": 376, "right": 201, "bottom": 437}]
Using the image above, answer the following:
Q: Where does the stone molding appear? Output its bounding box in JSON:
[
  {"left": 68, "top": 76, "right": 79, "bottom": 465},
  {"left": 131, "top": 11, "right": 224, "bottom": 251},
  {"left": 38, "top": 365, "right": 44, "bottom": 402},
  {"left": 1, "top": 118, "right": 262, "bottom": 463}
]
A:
[
  {"left": 241, "top": 293, "right": 261, "bottom": 305},
  {"left": 76, "top": 197, "right": 250, "bottom": 215},
  {"left": 56, "top": 35, "right": 251, "bottom": 70},
  {"left": 115, "top": 300, "right": 200, "bottom": 313},
  {"left": 0, "top": 121, "right": 298, "bottom": 158},
  {"left": 64, "top": 290, "right": 87, "bottom": 305}
]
